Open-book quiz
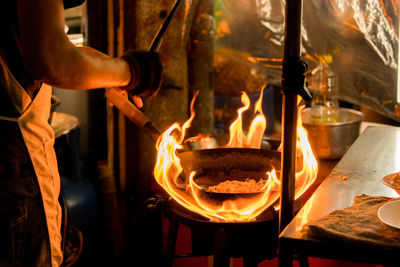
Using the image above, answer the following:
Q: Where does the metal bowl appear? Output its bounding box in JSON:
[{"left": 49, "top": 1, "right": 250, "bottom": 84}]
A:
[{"left": 301, "top": 108, "right": 365, "bottom": 159}]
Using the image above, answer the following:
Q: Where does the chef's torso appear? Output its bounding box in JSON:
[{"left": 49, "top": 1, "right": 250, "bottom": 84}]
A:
[{"left": 0, "top": 55, "right": 63, "bottom": 267}]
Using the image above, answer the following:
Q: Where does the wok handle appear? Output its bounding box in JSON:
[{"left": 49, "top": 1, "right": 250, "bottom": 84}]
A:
[
  {"left": 149, "top": 0, "right": 182, "bottom": 52},
  {"left": 105, "top": 87, "right": 161, "bottom": 142}
]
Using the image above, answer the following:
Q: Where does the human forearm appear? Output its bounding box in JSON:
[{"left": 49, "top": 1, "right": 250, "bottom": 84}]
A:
[
  {"left": 38, "top": 45, "right": 131, "bottom": 90},
  {"left": 17, "top": 0, "right": 131, "bottom": 90}
]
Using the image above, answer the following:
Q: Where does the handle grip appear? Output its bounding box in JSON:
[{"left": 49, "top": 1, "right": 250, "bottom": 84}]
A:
[{"left": 105, "top": 88, "right": 161, "bottom": 142}]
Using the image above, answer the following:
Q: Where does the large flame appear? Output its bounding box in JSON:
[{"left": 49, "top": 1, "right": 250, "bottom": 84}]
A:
[
  {"left": 154, "top": 90, "right": 318, "bottom": 222},
  {"left": 225, "top": 89, "right": 266, "bottom": 148}
]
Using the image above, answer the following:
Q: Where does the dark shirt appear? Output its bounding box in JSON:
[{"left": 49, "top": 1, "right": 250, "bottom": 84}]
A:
[
  {"left": 0, "top": 0, "right": 85, "bottom": 163},
  {"left": 0, "top": 1, "right": 41, "bottom": 163}
]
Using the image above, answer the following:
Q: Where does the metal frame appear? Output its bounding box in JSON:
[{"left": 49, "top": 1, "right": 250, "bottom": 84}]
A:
[{"left": 279, "top": 0, "right": 305, "bottom": 233}]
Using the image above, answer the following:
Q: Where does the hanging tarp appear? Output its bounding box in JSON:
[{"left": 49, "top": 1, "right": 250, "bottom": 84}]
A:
[{"left": 210, "top": 0, "right": 399, "bottom": 121}]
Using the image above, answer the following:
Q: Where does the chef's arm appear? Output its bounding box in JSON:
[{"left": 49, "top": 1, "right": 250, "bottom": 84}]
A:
[{"left": 17, "top": 0, "right": 131, "bottom": 90}]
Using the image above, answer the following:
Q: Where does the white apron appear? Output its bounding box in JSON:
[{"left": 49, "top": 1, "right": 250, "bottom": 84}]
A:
[{"left": 0, "top": 56, "right": 63, "bottom": 266}]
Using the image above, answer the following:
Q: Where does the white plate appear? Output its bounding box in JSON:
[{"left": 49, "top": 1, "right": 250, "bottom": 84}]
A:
[{"left": 377, "top": 199, "right": 400, "bottom": 230}]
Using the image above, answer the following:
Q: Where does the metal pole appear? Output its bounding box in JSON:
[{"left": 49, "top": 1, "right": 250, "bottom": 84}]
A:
[{"left": 279, "top": 0, "right": 303, "bottom": 233}]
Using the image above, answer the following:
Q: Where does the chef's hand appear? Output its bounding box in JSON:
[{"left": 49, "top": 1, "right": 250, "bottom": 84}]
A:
[
  {"left": 120, "top": 50, "right": 163, "bottom": 98},
  {"left": 131, "top": 95, "right": 143, "bottom": 108}
]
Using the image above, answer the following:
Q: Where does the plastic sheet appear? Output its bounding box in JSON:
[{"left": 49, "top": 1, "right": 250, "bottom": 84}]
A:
[{"left": 209, "top": 0, "right": 399, "bottom": 121}]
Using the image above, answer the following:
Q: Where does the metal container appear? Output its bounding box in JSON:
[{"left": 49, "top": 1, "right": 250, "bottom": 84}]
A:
[{"left": 301, "top": 108, "right": 365, "bottom": 159}]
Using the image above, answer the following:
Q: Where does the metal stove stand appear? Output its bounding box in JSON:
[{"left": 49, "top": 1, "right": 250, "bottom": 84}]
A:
[{"left": 163, "top": 198, "right": 279, "bottom": 267}]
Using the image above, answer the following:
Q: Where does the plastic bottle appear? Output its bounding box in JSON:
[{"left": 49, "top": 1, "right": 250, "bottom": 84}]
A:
[{"left": 310, "top": 63, "right": 339, "bottom": 123}]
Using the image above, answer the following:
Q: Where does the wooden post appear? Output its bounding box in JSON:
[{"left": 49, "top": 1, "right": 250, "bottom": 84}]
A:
[
  {"left": 86, "top": 0, "right": 126, "bottom": 261},
  {"left": 188, "top": 0, "right": 214, "bottom": 136}
]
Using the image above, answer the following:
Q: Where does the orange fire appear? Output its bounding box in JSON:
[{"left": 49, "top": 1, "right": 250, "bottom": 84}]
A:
[
  {"left": 154, "top": 90, "right": 318, "bottom": 222},
  {"left": 225, "top": 89, "right": 266, "bottom": 148}
]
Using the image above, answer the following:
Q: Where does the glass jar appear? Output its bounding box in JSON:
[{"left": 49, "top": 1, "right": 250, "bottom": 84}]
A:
[{"left": 310, "top": 64, "right": 339, "bottom": 123}]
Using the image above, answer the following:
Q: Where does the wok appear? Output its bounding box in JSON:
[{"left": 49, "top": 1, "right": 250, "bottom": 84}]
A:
[
  {"left": 105, "top": 75, "right": 285, "bottom": 195},
  {"left": 178, "top": 147, "right": 281, "bottom": 193},
  {"left": 104, "top": 89, "right": 284, "bottom": 194}
]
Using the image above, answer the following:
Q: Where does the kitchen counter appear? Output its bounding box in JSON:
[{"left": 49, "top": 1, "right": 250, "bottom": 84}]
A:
[{"left": 279, "top": 126, "right": 400, "bottom": 266}]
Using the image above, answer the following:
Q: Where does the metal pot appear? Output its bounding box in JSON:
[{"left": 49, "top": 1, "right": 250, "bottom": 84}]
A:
[{"left": 301, "top": 107, "right": 365, "bottom": 159}]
